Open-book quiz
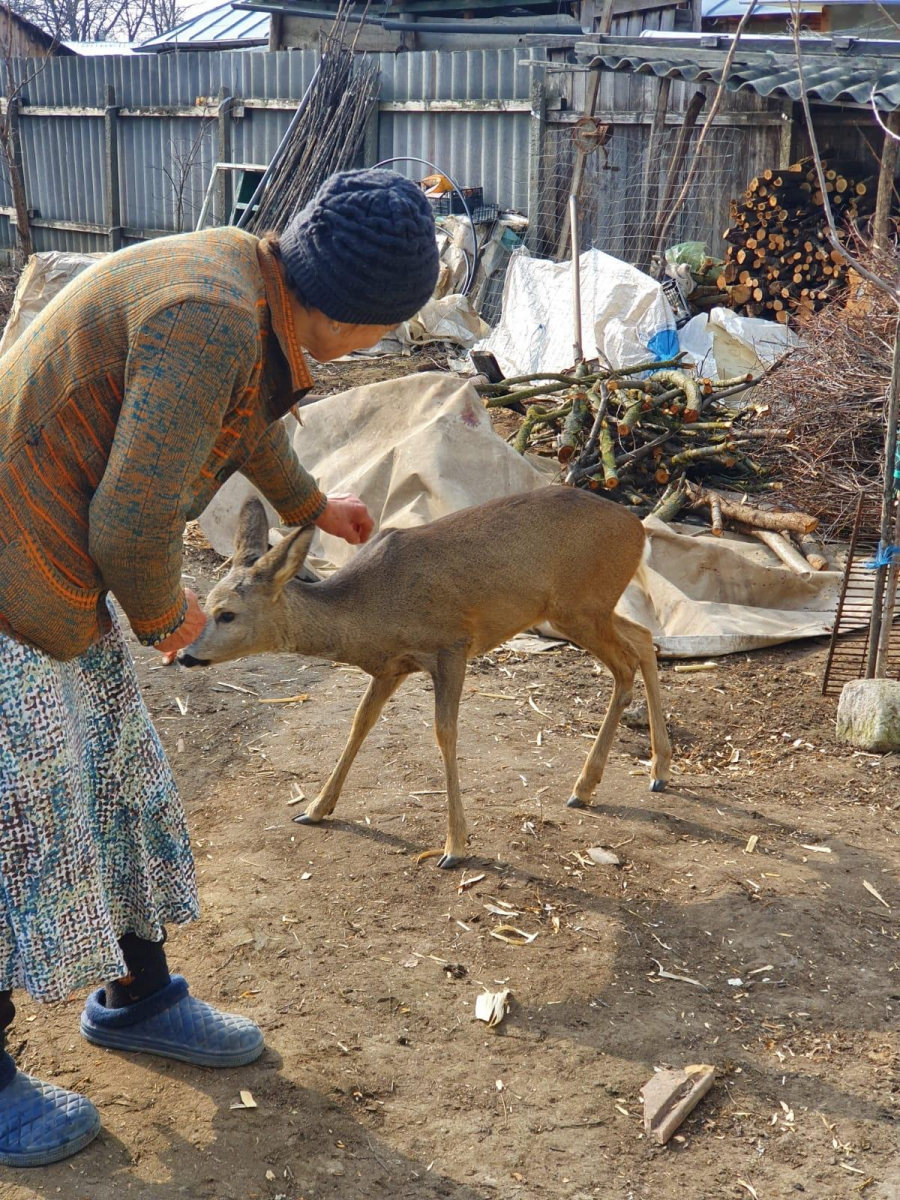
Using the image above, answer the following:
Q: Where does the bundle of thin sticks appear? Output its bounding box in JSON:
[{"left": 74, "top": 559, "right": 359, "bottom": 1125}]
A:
[
  {"left": 243, "top": 1, "right": 380, "bottom": 235},
  {"left": 752, "top": 268, "right": 898, "bottom": 538}
]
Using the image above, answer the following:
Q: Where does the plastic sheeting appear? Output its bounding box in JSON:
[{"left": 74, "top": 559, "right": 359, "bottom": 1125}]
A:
[
  {"left": 0, "top": 251, "right": 105, "bottom": 357},
  {"left": 678, "top": 306, "right": 801, "bottom": 381},
  {"left": 397, "top": 294, "right": 489, "bottom": 349},
  {"left": 199, "top": 373, "right": 840, "bottom": 659},
  {"left": 475, "top": 248, "right": 678, "bottom": 377}
]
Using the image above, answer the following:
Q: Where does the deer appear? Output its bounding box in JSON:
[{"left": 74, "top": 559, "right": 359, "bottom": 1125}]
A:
[{"left": 179, "top": 488, "right": 672, "bottom": 868}]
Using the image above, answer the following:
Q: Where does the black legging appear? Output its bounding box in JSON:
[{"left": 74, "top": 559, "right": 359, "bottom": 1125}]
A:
[{"left": 0, "top": 932, "right": 170, "bottom": 1054}]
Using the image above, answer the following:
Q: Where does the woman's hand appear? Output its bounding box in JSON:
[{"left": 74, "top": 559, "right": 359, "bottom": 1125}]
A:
[
  {"left": 314, "top": 493, "right": 374, "bottom": 545},
  {"left": 157, "top": 589, "right": 207, "bottom": 664}
]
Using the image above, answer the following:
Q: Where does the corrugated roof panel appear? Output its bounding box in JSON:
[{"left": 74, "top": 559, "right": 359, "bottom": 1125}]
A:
[
  {"left": 141, "top": 2, "right": 269, "bottom": 48},
  {"left": 587, "top": 37, "right": 900, "bottom": 110}
]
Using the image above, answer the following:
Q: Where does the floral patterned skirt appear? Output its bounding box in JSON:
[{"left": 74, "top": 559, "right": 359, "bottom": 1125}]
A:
[{"left": 0, "top": 605, "right": 199, "bottom": 1002}]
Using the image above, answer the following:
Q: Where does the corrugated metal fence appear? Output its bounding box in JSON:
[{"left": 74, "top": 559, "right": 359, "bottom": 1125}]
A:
[
  {"left": 0, "top": 48, "right": 537, "bottom": 254},
  {"left": 0, "top": 46, "right": 784, "bottom": 260}
]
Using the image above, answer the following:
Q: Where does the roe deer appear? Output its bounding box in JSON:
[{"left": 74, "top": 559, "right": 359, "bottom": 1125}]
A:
[{"left": 180, "top": 489, "right": 672, "bottom": 868}]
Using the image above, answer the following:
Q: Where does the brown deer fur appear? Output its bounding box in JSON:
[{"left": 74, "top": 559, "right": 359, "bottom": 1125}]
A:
[{"left": 180, "top": 489, "right": 672, "bottom": 867}]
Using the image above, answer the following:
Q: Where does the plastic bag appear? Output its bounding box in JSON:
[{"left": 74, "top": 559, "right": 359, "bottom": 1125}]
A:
[{"left": 665, "top": 242, "right": 710, "bottom": 273}]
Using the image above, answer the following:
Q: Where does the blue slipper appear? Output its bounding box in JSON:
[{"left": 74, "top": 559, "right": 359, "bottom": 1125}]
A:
[
  {"left": 0, "top": 1051, "right": 100, "bottom": 1168},
  {"left": 80, "top": 976, "right": 264, "bottom": 1068}
]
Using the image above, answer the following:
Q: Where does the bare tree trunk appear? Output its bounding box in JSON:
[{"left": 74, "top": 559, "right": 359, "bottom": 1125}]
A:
[
  {"left": 4, "top": 100, "right": 32, "bottom": 259},
  {"left": 873, "top": 112, "right": 900, "bottom": 253}
]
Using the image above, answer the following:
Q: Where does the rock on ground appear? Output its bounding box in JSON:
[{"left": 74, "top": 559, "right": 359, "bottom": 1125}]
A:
[{"left": 836, "top": 679, "right": 900, "bottom": 752}]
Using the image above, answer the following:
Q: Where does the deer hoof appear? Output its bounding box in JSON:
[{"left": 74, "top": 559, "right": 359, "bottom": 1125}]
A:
[
  {"left": 292, "top": 811, "right": 321, "bottom": 825},
  {"left": 649, "top": 779, "right": 667, "bottom": 793},
  {"left": 436, "top": 853, "right": 462, "bottom": 870},
  {"left": 566, "top": 795, "right": 586, "bottom": 809}
]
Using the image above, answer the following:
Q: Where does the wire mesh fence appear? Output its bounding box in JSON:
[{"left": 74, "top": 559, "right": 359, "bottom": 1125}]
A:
[
  {"left": 531, "top": 120, "right": 742, "bottom": 272},
  {"left": 478, "top": 117, "right": 745, "bottom": 363}
]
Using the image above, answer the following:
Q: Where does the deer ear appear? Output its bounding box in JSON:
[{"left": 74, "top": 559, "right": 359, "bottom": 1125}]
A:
[
  {"left": 253, "top": 525, "right": 315, "bottom": 596},
  {"left": 234, "top": 498, "right": 270, "bottom": 567}
]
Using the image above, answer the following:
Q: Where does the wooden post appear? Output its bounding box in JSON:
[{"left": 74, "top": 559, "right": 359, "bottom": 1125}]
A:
[
  {"left": 599, "top": 0, "right": 616, "bottom": 33},
  {"left": 216, "top": 88, "right": 234, "bottom": 225},
  {"left": 104, "top": 85, "right": 121, "bottom": 251},
  {"left": 690, "top": 0, "right": 703, "bottom": 30},
  {"left": 267, "top": 11, "right": 283, "bottom": 50},
  {"left": 526, "top": 79, "right": 546, "bottom": 254},
  {"left": 778, "top": 99, "right": 794, "bottom": 170},
  {"left": 362, "top": 104, "right": 379, "bottom": 167},
  {"left": 873, "top": 111, "right": 900, "bottom": 253}
]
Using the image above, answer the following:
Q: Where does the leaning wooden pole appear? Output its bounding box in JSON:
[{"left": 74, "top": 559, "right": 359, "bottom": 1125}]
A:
[
  {"left": 866, "top": 318, "right": 900, "bottom": 677},
  {"left": 639, "top": 77, "right": 672, "bottom": 271},
  {"left": 569, "top": 194, "right": 584, "bottom": 364},
  {"left": 648, "top": 91, "right": 706, "bottom": 267}
]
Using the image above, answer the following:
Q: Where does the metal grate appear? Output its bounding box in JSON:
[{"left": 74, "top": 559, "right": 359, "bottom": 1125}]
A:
[{"left": 822, "top": 495, "right": 900, "bottom": 697}]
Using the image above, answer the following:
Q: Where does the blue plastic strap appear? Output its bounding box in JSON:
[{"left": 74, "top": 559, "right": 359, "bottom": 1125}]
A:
[{"left": 864, "top": 543, "right": 900, "bottom": 570}]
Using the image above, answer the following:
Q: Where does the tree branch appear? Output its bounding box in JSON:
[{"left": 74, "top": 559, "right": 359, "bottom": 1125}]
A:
[{"left": 871, "top": 87, "right": 900, "bottom": 144}]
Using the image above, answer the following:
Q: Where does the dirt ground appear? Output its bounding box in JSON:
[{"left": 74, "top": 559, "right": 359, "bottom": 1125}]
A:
[{"left": 2, "top": 357, "right": 899, "bottom": 1200}]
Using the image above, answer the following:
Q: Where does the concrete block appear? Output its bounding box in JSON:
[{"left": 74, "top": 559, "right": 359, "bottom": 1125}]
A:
[{"left": 836, "top": 680, "right": 900, "bottom": 752}]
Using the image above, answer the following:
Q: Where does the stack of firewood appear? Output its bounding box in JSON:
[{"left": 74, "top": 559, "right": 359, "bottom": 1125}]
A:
[{"left": 718, "top": 159, "right": 873, "bottom": 323}]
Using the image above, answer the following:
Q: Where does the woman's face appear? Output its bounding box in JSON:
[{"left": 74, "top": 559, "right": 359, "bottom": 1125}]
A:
[{"left": 295, "top": 306, "right": 398, "bottom": 363}]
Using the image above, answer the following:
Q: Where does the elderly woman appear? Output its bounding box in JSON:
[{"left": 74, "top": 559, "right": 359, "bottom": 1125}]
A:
[{"left": 0, "top": 168, "right": 438, "bottom": 1167}]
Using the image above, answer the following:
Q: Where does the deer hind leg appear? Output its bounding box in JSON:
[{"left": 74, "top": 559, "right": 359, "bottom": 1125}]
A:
[
  {"left": 420, "top": 648, "right": 468, "bottom": 870},
  {"left": 557, "top": 614, "right": 640, "bottom": 810},
  {"left": 296, "top": 672, "right": 406, "bottom": 826},
  {"left": 614, "top": 613, "right": 672, "bottom": 792}
]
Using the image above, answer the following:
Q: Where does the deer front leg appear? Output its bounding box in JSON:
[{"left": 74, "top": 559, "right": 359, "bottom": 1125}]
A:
[
  {"left": 425, "top": 649, "right": 468, "bottom": 869},
  {"left": 295, "top": 672, "right": 405, "bottom": 826}
]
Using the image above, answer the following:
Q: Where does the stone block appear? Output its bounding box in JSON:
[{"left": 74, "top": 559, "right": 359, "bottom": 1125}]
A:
[{"left": 836, "top": 680, "right": 900, "bottom": 752}]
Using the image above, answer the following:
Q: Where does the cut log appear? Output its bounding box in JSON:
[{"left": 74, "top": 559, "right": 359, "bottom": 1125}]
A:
[
  {"left": 747, "top": 527, "right": 813, "bottom": 576},
  {"left": 794, "top": 530, "right": 829, "bottom": 571},
  {"left": 710, "top": 494, "right": 723, "bottom": 536},
  {"left": 684, "top": 481, "right": 818, "bottom": 533}
]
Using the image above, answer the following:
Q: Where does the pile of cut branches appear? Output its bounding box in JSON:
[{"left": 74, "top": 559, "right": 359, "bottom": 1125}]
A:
[
  {"left": 480, "top": 358, "right": 779, "bottom": 523},
  {"left": 752, "top": 269, "right": 897, "bottom": 537}
]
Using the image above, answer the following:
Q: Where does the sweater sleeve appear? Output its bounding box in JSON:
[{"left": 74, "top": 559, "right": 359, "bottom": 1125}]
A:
[
  {"left": 239, "top": 416, "right": 328, "bottom": 527},
  {"left": 89, "top": 300, "right": 258, "bottom": 646}
]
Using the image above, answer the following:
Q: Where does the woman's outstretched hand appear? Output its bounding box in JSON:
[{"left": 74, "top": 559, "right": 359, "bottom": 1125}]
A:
[
  {"left": 157, "top": 589, "right": 207, "bottom": 664},
  {"left": 314, "top": 493, "right": 374, "bottom": 545}
]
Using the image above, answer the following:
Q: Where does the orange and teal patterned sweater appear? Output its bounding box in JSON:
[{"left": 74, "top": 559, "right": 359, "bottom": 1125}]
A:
[{"left": 0, "top": 227, "right": 327, "bottom": 661}]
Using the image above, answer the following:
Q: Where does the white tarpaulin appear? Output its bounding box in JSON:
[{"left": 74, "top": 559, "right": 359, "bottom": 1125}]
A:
[
  {"left": 0, "top": 251, "right": 105, "bottom": 357},
  {"left": 200, "top": 374, "right": 840, "bottom": 659},
  {"left": 475, "top": 248, "right": 679, "bottom": 377},
  {"left": 678, "top": 306, "right": 801, "bottom": 381}
]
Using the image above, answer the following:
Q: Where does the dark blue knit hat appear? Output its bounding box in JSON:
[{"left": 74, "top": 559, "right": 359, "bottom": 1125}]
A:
[{"left": 279, "top": 168, "right": 439, "bottom": 326}]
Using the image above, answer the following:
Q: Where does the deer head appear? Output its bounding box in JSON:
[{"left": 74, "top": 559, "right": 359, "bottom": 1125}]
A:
[{"left": 179, "top": 498, "right": 314, "bottom": 667}]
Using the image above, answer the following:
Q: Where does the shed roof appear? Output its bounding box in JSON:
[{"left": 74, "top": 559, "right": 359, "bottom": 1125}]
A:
[
  {"left": 139, "top": 1, "right": 268, "bottom": 50},
  {"left": 1, "top": 3, "right": 75, "bottom": 53},
  {"left": 578, "top": 32, "right": 900, "bottom": 111}
]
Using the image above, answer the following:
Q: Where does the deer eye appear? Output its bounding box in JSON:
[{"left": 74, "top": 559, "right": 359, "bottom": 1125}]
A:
[{"left": 216, "top": 611, "right": 236, "bottom": 624}]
